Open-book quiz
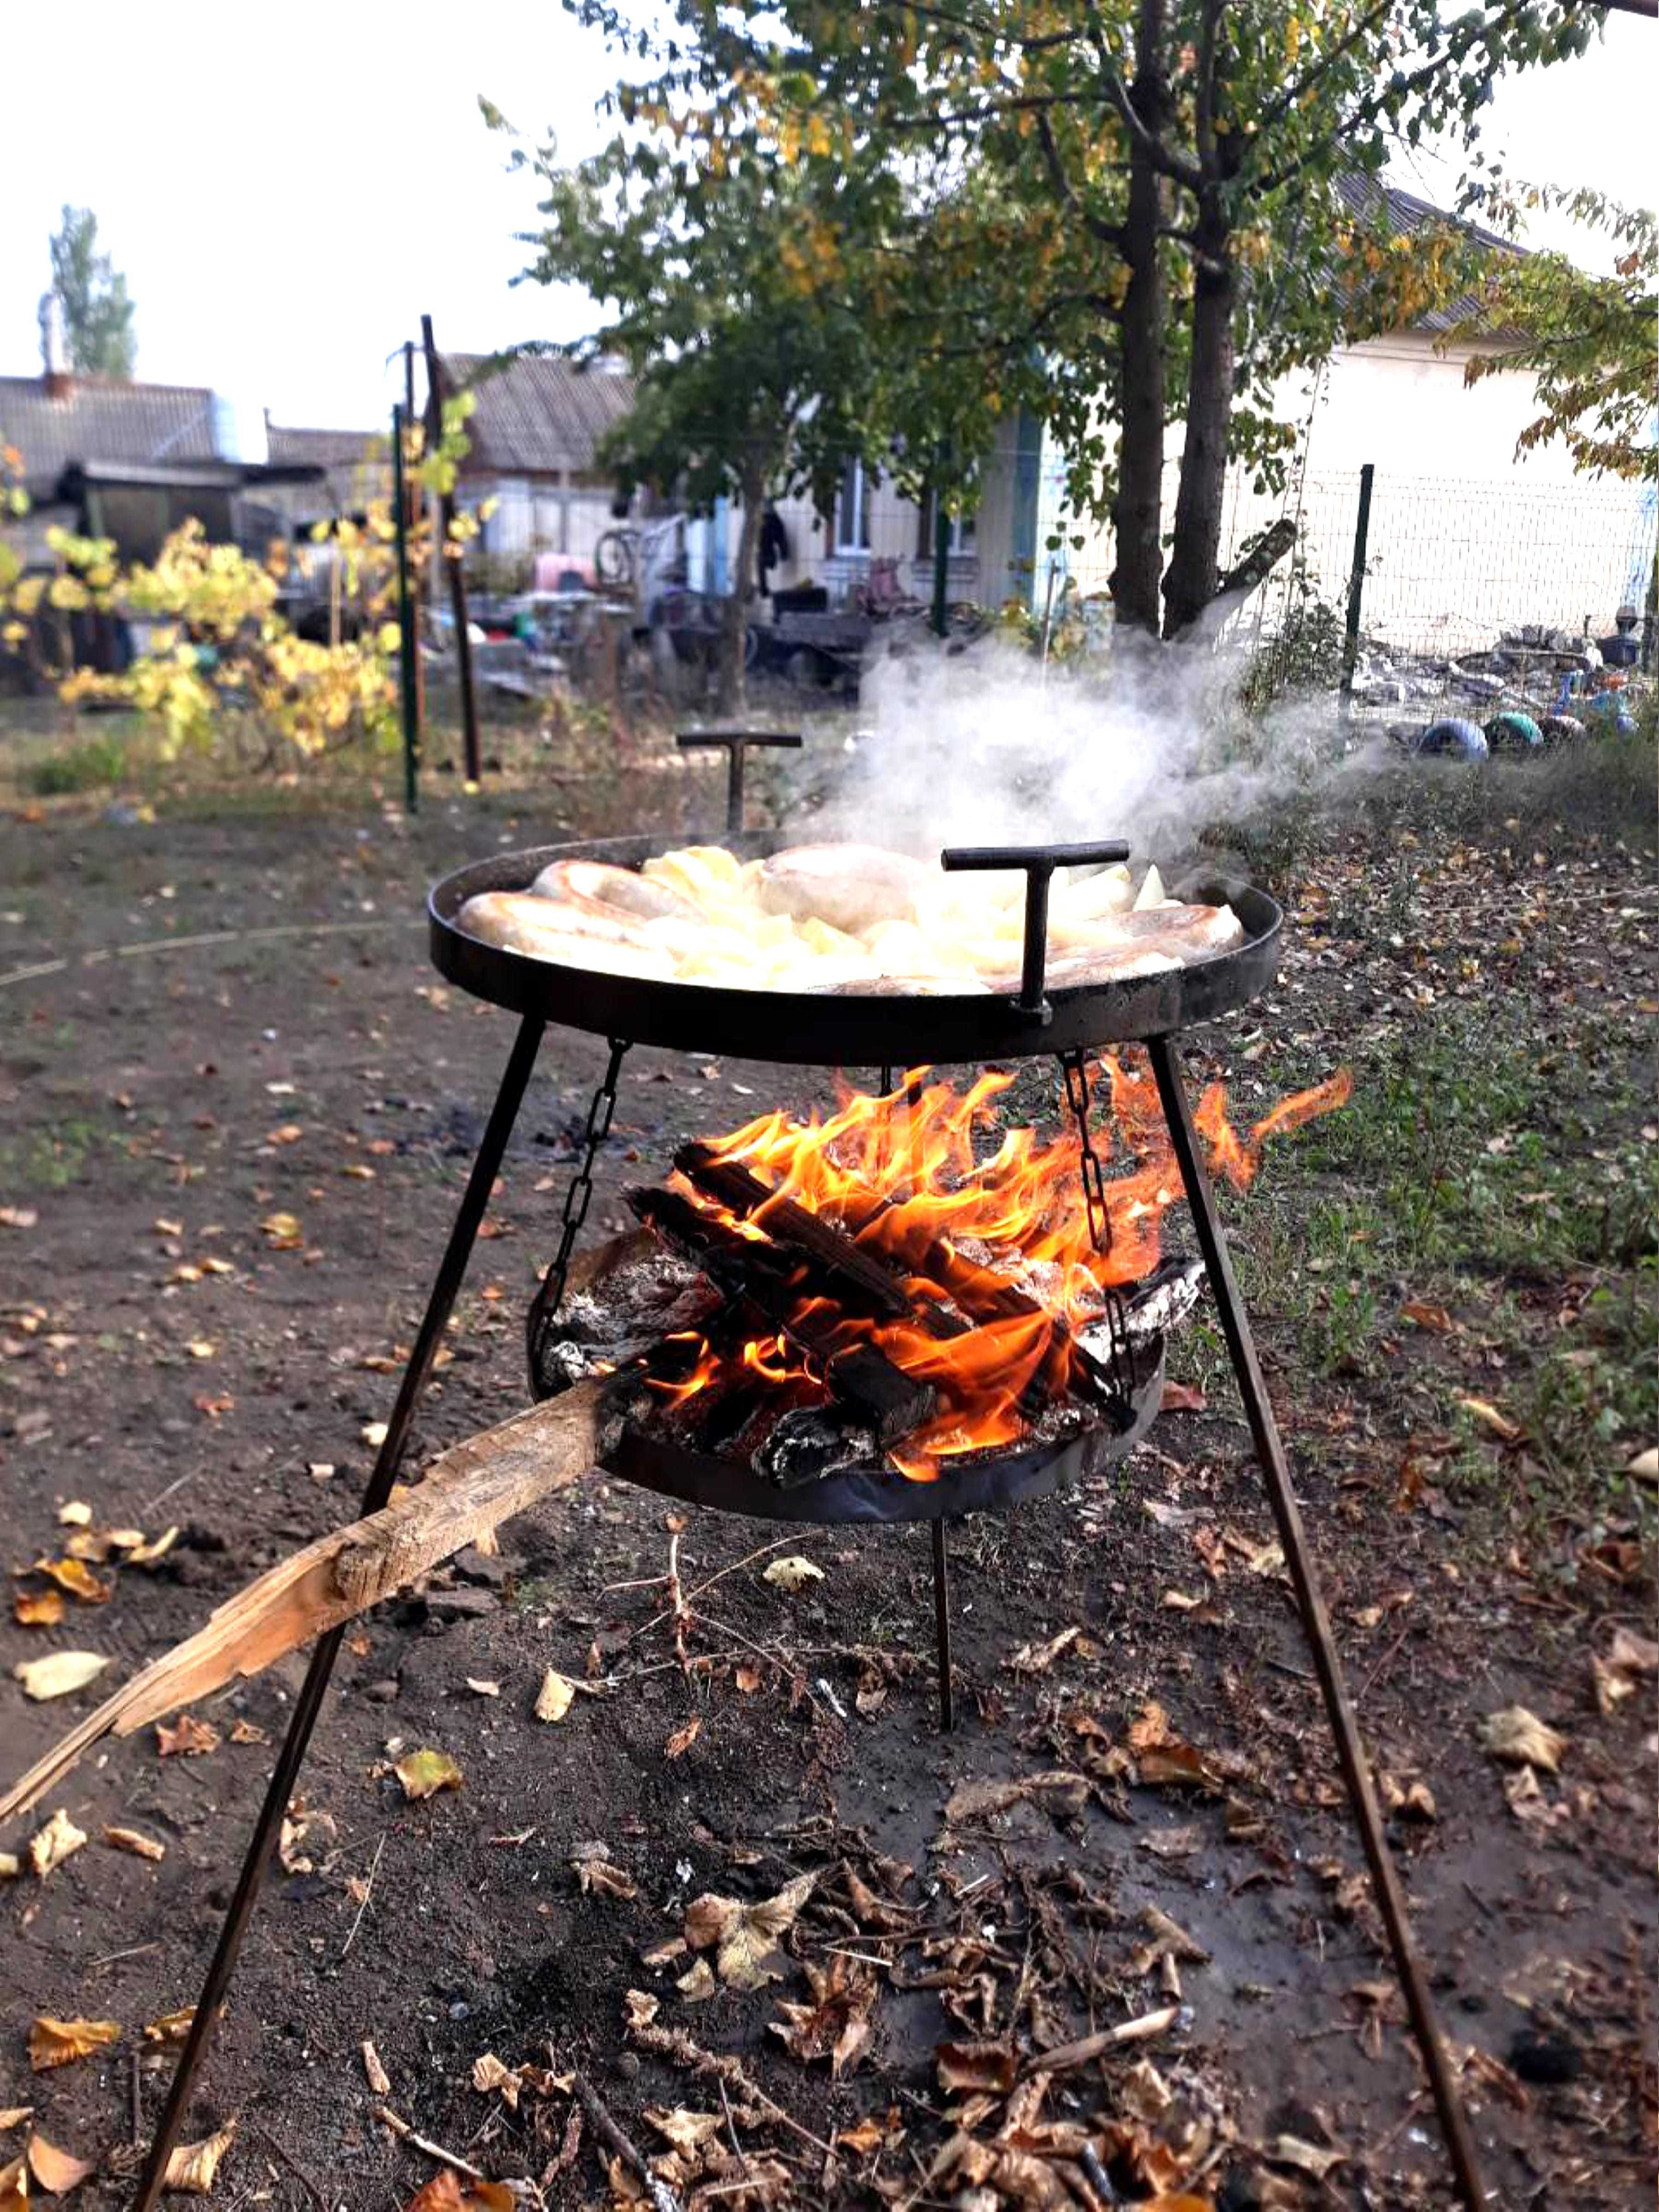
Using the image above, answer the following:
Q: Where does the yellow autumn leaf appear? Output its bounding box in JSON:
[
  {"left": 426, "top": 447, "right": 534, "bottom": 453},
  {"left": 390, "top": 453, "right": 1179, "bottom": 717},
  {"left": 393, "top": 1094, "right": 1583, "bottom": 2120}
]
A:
[
  {"left": 13, "top": 1651, "right": 108, "bottom": 1701},
  {"left": 35, "top": 1557, "right": 112, "bottom": 1605},
  {"left": 28, "top": 2130, "right": 94, "bottom": 2192},
  {"left": 533, "top": 1669, "right": 576, "bottom": 1723},
  {"left": 28, "top": 1810, "right": 88, "bottom": 1878},
  {"left": 103, "top": 1827, "right": 166, "bottom": 1863},
  {"left": 683, "top": 1870, "right": 818, "bottom": 1990},
  {"left": 28, "top": 2016, "right": 122, "bottom": 2072},
  {"left": 395, "top": 1748, "right": 463, "bottom": 1801},
  {"left": 163, "top": 2120, "right": 237, "bottom": 2194}
]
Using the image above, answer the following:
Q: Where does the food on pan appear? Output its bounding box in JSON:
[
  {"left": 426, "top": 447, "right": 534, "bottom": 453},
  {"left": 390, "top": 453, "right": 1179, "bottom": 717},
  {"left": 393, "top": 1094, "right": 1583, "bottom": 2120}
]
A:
[{"left": 456, "top": 844, "right": 1244, "bottom": 995}]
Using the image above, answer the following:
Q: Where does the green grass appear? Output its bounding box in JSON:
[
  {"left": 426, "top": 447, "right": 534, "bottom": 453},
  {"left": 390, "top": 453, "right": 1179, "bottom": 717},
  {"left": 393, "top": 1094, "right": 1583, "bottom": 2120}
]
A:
[
  {"left": 0, "top": 1115, "right": 104, "bottom": 1191},
  {"left": 1221, "top": 1009, "right": 1657, "bottom": 1532},
  {"left": 27, "top": 731, "right": 132, "bottom": 795}
]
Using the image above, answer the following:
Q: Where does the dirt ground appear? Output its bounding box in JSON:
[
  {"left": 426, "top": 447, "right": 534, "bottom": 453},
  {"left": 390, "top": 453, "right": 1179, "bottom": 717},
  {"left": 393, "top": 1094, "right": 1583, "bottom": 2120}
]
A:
[{"left": 0, "top": 744, "right": 1654, "bottom": 2211}]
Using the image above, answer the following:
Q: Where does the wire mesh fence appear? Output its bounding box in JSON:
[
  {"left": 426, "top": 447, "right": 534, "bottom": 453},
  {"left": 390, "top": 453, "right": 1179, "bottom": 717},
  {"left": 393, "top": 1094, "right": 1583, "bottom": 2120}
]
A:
[{"left": 1226, "top": 468, "right": 1657, "bottom": 720}]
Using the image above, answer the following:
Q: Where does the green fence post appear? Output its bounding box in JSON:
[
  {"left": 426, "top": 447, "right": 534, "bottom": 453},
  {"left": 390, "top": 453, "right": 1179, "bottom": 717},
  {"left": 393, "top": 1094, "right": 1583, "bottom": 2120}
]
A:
[
  {"left": 1339, "top": 461, "right": 1374, "bottom": 722},
  {"left": 391, "top": 402, "right": 420, "bottom": 815}
]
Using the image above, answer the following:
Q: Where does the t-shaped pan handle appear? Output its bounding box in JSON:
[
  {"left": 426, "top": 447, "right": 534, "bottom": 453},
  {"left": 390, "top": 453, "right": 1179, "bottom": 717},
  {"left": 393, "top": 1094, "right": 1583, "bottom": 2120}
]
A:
[
  {"left": 940, "top": 839, "right": 1131, "bottom": 1019},
  {"left": 676, "top": 730, "right": 803, "bottom": 835}
]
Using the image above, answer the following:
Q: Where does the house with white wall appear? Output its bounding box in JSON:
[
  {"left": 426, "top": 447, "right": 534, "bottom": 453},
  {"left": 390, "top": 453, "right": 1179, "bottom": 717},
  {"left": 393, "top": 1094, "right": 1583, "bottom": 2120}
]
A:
[{"left": 755, "top": 176, "right": 1653, "bottom": 655}]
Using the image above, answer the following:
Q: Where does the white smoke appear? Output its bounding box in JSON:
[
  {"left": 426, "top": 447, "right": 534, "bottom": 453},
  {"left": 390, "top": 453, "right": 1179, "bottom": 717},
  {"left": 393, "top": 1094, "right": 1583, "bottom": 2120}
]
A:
[{"left": 812, "top": 628, "right": 1390, "bottom": 870}]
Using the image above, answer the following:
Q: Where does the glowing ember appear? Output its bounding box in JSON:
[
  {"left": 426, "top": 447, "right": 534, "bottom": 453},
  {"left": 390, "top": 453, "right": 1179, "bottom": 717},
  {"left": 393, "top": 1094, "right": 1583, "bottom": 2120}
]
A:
[{"left": 637, "top": 1056, "right": 1350, "bottom": 1480}]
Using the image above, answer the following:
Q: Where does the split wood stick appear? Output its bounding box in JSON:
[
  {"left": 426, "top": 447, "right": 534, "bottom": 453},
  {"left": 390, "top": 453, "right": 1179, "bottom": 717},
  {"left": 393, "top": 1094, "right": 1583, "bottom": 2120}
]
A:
[
  {"left": 0, "top": 1377, "right": 607, "bottom": 1826},
  {"left": 1020, "top": 2005, "right": 1180, "bottom": 2078}
]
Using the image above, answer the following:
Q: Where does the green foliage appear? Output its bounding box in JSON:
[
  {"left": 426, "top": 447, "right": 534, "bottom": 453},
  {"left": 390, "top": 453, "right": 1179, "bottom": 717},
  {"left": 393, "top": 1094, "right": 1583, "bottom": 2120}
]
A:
[
  {"left": 490, "top": 93, "right": 974, "bottom": 703},
  {"left": 48, "top": 206, "right": 137, "bottom": 379},
  {"left": 560, "top": 0, "right": 1599, "bottom": 630},
  {"left": 0, "top": 415, "right": 474, "bottom": 768},
  {"left": 1449, "top": 187, "right": 1658, "bottom": 483}
]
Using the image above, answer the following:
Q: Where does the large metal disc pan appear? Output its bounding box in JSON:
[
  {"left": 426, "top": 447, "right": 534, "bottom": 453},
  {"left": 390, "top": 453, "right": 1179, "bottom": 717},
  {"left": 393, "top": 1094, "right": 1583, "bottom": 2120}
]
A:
[{"left": 429, "top": 832, "right": 1281, "bottom": 1067}]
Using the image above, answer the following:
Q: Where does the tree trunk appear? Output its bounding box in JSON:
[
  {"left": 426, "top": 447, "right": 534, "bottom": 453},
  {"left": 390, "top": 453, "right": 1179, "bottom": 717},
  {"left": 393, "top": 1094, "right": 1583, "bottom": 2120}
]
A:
[
  {"left": 1162, "top": 205, "right": 1236, "bottom": 638},
  {"left": 716, "top": 475, "right": 766, "bottom": 716},
  {"left": 1110, "top": 0, "right": 1170, "bottom": 637}
]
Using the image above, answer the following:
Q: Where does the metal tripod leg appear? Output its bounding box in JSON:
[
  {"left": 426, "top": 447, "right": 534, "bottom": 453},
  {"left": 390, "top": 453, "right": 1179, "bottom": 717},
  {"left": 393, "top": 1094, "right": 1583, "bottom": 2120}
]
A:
[
  {"left": 130, "top": 1015, "right": 547, "bottom": 2211},
  {"left": 932, "top": 1518, "right": 955, "bottom": 1731},
  {"left": 1145, "top": 1034, "right": 1484, "bottom": 2212}
]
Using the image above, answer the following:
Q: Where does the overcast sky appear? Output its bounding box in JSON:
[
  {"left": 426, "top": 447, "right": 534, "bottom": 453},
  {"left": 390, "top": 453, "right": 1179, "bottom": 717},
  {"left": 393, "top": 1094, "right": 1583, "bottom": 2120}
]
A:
[{"left": 0, "top": 3, "right": 1652, "bottom": 433}]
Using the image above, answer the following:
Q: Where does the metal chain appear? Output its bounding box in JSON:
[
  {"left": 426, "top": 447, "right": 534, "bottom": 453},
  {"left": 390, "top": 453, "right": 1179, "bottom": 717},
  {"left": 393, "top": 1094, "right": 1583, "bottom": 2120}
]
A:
[
  {"left": 1059, "top": 1049, "right": 1135, "bottom": 1411},
  {"left": 1059, "top": 1050, "right": 1112, "bottom": 1257},
  {"left": 526, "top": 1038, "right": 630, "bottom": 1397}
]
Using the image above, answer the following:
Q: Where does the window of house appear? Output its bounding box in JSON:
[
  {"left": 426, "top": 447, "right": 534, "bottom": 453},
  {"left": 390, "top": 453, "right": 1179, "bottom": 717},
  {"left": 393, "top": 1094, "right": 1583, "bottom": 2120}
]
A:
[
  {"left": 835, "top": 458, "right": 873, "bottom": 553},
  {"left": 917, "top": 490, "right": 978, "bottom": 558}
]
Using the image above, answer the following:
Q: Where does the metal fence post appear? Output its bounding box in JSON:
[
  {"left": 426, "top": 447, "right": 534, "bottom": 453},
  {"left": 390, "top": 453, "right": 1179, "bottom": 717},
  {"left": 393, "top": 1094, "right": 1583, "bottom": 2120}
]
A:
[
  {"left": 1339, "top": 462, "right": 1374, "bottom": 720},
  {"left": 391, "top": 403, "right": 420, "bottom": 816}
]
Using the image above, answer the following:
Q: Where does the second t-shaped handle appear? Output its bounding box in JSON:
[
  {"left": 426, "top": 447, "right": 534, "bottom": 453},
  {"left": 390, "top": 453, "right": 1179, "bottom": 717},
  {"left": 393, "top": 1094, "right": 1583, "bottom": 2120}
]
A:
[{"left": 940, "top": 839, "right": 1131, "bottom": 1018}]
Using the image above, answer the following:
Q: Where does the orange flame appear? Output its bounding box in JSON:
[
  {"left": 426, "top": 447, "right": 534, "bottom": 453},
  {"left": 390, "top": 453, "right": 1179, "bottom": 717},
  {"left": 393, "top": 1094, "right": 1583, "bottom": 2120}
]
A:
[{"left": 642, "top": 1056, "right": 1350, "bottom": 1478}]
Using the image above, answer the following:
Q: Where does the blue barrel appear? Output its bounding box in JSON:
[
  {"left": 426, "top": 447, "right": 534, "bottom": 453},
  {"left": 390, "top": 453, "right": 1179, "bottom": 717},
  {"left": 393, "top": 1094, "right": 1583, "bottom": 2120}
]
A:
[
  {"left": 1416, "top": 718, "right": 1489, "bottom": 760},
  {"left": 1485, "top": 711, "right": 1542, "bottom": 753},
  {"left": 1586, "top": 689, "right": 1637, "bottom": 736}
]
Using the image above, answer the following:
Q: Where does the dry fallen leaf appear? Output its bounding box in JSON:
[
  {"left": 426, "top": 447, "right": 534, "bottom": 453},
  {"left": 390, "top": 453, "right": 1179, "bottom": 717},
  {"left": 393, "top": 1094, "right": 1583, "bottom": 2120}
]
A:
[
  {"left": 664, "top": 1716, "right": 701, "bottom": 1759},
  {"left": 13, "top": 1590, "right": 64, "bottom": 1628},
  {"left": 770, "top": 1954, "right": 877, "bottom": 2076},
  {"left": 1459, "top": 1395, "right": 1523, "bottom": 1445},
  {"left": 1268, "top": 2134, "right": 1347, "bottom": 2180},
  {"left": 399, "top": 2172, "right": 514, "bottom": 2212},
  {"left": 156, "top": 1713, "right": 220, "bottom": 1758},
  {"left": 28, "top": 2017, "right": 121, "bottom": 2072},
  {"left": 1401, "top": 1299, "right": 1455, "bottom": 1332},
  {"left": 0, "top": 1857, "right": 18, "bottom": 1882},
  {"left": 14, "top": 1652, "right": 108, "bottom": 1702},
  {"left": 102, "top": 1827, "right": 165, "bottom": 1863},
  {"left": 1592, "top": 1625, "right": 1658, "bottom": 1714},
  {"left": 837, "top": 2115, "right": 887, "bottom": 2155},
  {"left": 945, "top": 1770, "right": 1090, "bottom": 1826},
  {"left": 762, "top": 1554, "right": 824, "bottom": 1593},
  {"left": 936, "top": 2041, "right": 1017, "bottom": 2095},
  {"left": 533, "top": 1668, "right": 577, "bottom": 1723},
  {"left": 361, "top": 1420, "right": 389, "bottom": 1448},
  {"left": 162, "top": 2120, "right": 236, "bottom": 2195},
  {"left": 1009, "top": 1625, "right": 1081, "bottom": 1675},
  {"left": 572, "top": 1851, "right": 637, "bottom": 1901},
  {"left": 0, "top": 2156, "right": 21, "bottom": 2212},
  {"left": 464, "top": 1678, "right": 500, "bottom": 1699},
  {"left": 27, "top": 2130, "right": 93, "bottom": 2193},
  {"left": 684, "top": 1870, "right": 818, "bottom": 1990},
  {"left": 643, "top": 2107, "right": 724, "bottom": 2155},
  {"left": 259, "top": 1211, "right": 303, "bottom": 1247},
  {"left": 1622, "top": 1445, "right": 1656, "bottom": 1485},
  {"left": 1482, "top": 1706, "right": 1566, "bottom": 1774},
  {"left": 676, "top": 1957, "right": 718, "bottom": 2002},
  {"left": 124, "top": 1527, "right": 178, "bottom": 1569},
  {"left": 361, "top": 2040, "right": 391, "bottom": 2096},
  {"left": 28, "top": 1811, "right": 88, "bottom": 1879},
  {"left": 470, "top": 2053, "right": 520, "bottom": 2108},
  {"left": 623, "top": 1990, "right": 660, "bottom": 2031},
  {"left": 141, "top": 2010, "right": 194, "bottom": 2048},
  {"left": 0, "top": 2114, "right": 29, "bottom": 2134},
  {"left": 1159, "top": 1379, "right": 1207, "bottom": 1414},
  {"left": 395, "top": 1748, "right": 463, "bottom": 1801}
]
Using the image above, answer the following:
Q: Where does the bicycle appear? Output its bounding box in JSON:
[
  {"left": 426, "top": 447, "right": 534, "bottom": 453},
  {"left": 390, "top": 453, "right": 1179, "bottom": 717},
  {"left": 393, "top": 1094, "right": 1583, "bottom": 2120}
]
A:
[{"left": 593, "top": 512, "right": 684, "bottom": 591}]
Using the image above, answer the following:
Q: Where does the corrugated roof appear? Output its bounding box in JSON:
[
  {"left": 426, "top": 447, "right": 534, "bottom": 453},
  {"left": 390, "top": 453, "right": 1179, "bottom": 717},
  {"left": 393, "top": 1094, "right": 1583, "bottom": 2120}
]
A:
[
  {"left": 440, "top": 350, "right": 637, "bottom": 476},
  {"left": 1335, "top": 172, "right": 1520, "bottom": 335},
  {"left": 0, "top": 373, "right": 218, "bottom": 496}
]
